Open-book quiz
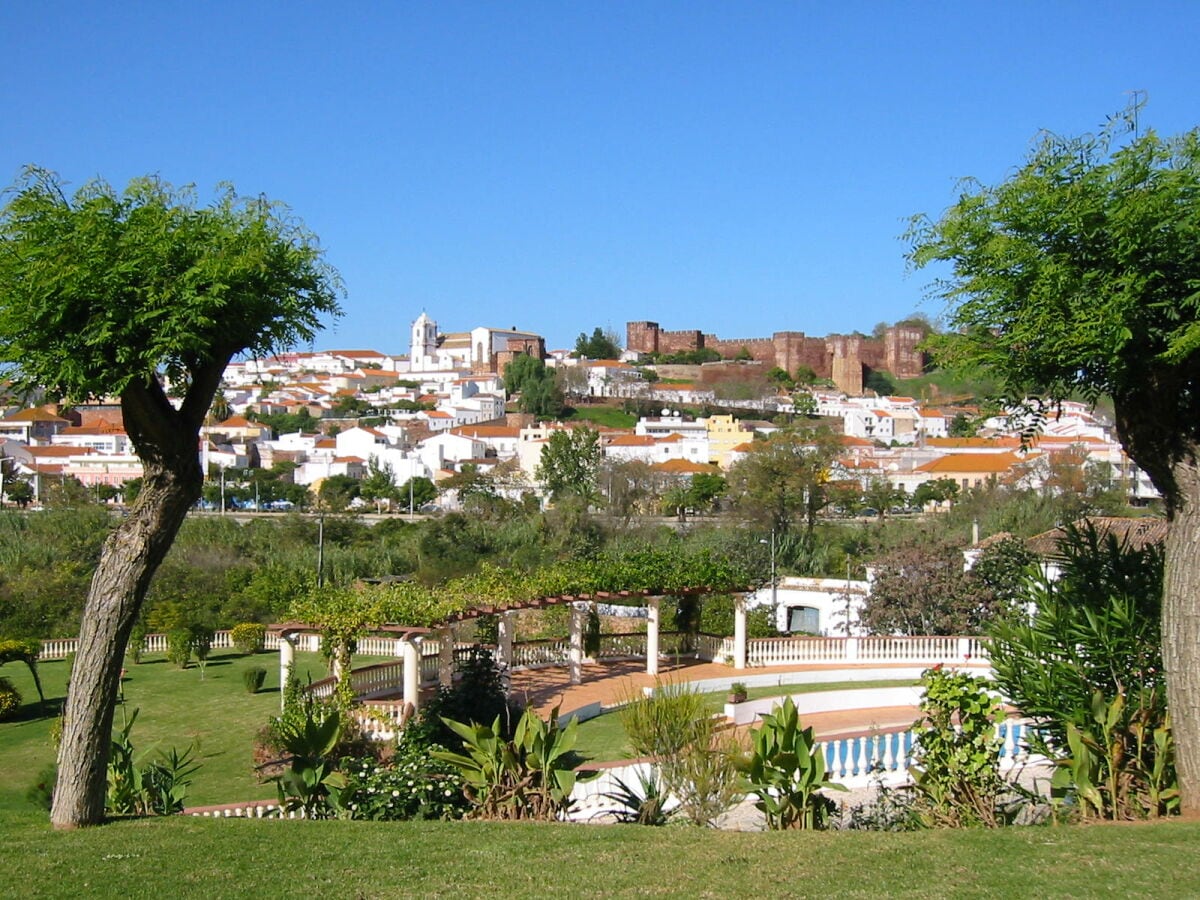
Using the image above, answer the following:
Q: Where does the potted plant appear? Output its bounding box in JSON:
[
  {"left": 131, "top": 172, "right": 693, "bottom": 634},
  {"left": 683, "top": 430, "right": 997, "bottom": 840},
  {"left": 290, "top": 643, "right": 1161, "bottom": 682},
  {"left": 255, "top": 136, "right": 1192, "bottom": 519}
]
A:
[{"left": 728, "top": 682, "right": 748, "bottom": 704}]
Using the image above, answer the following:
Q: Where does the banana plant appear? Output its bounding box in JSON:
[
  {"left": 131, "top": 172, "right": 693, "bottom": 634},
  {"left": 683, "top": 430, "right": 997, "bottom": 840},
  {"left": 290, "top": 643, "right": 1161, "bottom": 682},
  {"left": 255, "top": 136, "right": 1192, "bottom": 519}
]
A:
[{"left": 735, "top": 696, "right": 844, "bottom": 830}]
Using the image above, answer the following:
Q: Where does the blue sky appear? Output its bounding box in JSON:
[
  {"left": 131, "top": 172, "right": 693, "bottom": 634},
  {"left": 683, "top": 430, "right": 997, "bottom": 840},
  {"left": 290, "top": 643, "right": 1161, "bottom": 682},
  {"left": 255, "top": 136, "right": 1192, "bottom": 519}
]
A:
[{"left": 3, "top": 2, "right": 1197, "bottom": 354}]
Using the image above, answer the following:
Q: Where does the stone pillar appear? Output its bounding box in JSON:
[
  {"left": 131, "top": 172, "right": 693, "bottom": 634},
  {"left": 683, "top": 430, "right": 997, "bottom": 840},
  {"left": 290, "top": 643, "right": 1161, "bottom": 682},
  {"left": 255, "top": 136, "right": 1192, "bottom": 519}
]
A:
[
  {"left": 438, "top": 626, "right": 455, "bottom": 688},
  {"left": 279, "top": 634, "right": 295, "bottom": 712},
  {"left": 569, "top": 602, "right": 586, "bottom": 685},
  {"left": 497, "top": 611, "right": 515, "bottom": 689},
  {"left": 646, "top": 597, "right": 661, "bottom": 676},
  {"left": 401, "top": 638, "right": 421, "bottom": 714},
  {"left": 733, "top": 593, "right": 748, "bottom": 671}
]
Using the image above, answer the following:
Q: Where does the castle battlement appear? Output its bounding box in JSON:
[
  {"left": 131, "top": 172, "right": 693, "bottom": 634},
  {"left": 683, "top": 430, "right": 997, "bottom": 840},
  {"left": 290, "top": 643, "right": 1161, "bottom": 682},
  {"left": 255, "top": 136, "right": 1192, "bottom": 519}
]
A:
[{"left": 627, "top": 320, "right": 925, "bottom": 396}]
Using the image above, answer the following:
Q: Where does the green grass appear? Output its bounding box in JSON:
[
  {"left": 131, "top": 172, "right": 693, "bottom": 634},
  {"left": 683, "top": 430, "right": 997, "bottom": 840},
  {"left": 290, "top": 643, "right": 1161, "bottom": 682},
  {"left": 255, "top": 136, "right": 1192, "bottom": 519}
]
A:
[
  {"left": 0, "top": 650, "right": 355, "bottom": 813},
  {"left": 575, "top": 679, "right": 919, "bottom": 762},
  {"left": 564, "top": 405, "right": 637, "bottom": 428},
  {"left": 0, "top": 808, "right": 1196, "bottom": 898}
]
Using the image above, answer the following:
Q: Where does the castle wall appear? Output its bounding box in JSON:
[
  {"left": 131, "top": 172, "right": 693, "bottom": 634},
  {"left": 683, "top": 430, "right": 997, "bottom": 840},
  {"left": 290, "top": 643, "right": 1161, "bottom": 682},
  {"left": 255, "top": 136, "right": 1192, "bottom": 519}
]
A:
[{"left": 625, "top": 321, "right": 926, "bottom": 396}]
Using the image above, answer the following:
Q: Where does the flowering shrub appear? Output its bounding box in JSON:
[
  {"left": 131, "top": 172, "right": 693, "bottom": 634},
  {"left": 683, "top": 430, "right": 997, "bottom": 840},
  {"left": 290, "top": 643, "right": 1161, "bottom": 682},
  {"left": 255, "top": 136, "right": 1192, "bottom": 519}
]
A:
[
  {"left": 0, "top": 676, "right": 21, "bottom": 721},
  {"left": 230, "top": 622, "right": 266, "bottom": 655},
  {"left": 339, "top": 735, "right": 468, "bottom": 821}
]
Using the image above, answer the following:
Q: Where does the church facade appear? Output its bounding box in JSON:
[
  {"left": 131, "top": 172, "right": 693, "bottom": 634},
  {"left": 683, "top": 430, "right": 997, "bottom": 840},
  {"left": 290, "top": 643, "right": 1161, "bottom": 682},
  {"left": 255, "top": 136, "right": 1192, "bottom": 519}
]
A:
[{"left": 409, "top": 312, "right": 545, "bottom": 375}]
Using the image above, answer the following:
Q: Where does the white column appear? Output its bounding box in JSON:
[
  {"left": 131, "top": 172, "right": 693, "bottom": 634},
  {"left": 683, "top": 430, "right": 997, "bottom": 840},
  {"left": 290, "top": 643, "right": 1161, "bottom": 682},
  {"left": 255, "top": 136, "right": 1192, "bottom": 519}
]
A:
[
  {"left": 497, "top": 611, "right": 515, "bottom": 688},
  {"left": 279, "top": 635, "right": 295, "bottom": 711},
  {"left": 733, "top": 593, "right": 747, "bottom": 671},
  {"left": 646, "top": 597, "right": 660, "bottom": 676},
  {"left": 438, "top": 626, "right": 455, "bottom": 688},
  {"left": 401, "top": 638, "right": 421, "bottom": 713},
  {"left": 569, "top": 602, "right": 586, "bottom": 685}
]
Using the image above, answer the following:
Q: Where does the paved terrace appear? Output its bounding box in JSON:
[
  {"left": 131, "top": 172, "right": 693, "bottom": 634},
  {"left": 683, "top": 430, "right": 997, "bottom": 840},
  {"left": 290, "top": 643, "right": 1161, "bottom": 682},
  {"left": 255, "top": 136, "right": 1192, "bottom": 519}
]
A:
[{"left": 509, "top": 657, "right": 928, "bottom": 743}]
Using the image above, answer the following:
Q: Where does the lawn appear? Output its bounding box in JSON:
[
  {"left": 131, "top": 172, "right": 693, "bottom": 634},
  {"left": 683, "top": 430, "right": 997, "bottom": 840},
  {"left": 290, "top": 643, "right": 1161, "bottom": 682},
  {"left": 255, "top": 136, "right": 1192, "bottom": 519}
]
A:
[
  {"left": 0, "top": 807, "right": 1196, "bottom": 899},
  {"left": 0, "top": 649, "right": 351, "bottom": 813},
  {"left": 564, "top": 404, "right": 637, "bottom": 429}
]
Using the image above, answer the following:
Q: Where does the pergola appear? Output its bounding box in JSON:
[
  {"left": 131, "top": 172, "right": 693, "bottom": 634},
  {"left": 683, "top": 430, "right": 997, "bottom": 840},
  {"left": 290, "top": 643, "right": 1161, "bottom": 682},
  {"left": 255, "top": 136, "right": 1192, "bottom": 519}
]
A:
[{"left": 270, "top": 586, "right": 755, "bottom": 716}]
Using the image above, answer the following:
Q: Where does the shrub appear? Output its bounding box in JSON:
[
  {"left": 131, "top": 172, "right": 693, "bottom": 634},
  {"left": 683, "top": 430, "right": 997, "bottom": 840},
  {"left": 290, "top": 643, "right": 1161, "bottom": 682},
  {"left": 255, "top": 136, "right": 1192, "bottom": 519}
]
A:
[
  {"left": 0, "top": 676, "right": 21, "bottom": 720},
  {"left": 736, "top": 696, "right": 843, "bottom": 830},
  {"left": 243, "top": 666, "right": 267, "bottom": 694},
  {"left": 127, "top": 622, "right": 146, "bottom": 664},
  {"left": 431, "top": 706, "right": 579, "bottom": 821},
  {"left": 166, "top": 629, "right": 192, "bottom": 668},
  {"left": 26, "top": 764, "right": 57, "bottom": 810},
  {"left": 409, "top": 648, "right": 521, "bottom": 751},
  {"left": 339, "top": 734, "right": 469, "bottom": 821},
  {"left": 986, "top": 521, "right": 1175, "bottom": 820},
  {"left": 230, "top": 622, "right": 266, "bottom": 655},
  {"left": 618, "top": 679, "right": 708, "bottom": 761},
  {"left": 909, "top": 666, "right": 1008, "bottom": 828}
]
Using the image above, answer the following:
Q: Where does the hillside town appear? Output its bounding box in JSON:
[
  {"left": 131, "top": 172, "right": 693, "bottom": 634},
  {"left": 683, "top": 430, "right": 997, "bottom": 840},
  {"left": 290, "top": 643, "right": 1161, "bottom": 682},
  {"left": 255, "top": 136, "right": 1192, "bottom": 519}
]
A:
[{"left": 0, "top": 311, "right": 1160, "bottom": 512}]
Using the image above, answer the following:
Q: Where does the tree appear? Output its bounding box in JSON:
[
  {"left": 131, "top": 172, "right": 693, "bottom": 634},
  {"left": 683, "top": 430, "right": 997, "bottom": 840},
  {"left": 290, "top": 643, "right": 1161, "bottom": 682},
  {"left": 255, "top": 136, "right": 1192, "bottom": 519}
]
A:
[
  {"left": 861, "top": 538, "right": 1002, "bottom": 635},
  {"left": 359, "top": 457, "right": 399, "bottom": 512},
  {"left": 536, "top": 428, "right": 601, "bottom": 503},
  {"left": 574, "top": 326, "right": 621, "bottom": 360},
  {"left": 906, "top": 105, "right": 1200, "bottom": 811},
  {"left": 0, "top": 168, "right": 341, "bottom": 828},
  {"left": 317, "top": 474, "right": 360, "bottom": 512},
  {"left": 399, "top": 476, "right": 437, "bottom": 512},
  {"left": 726, "top": 427, "right": 841, "bottom": 537},
  {"left": 503, "top": 354, "right": 564, "bottom": 419},
  {"left": 4, "top": 478, "right": 33, "bottom": 508}
]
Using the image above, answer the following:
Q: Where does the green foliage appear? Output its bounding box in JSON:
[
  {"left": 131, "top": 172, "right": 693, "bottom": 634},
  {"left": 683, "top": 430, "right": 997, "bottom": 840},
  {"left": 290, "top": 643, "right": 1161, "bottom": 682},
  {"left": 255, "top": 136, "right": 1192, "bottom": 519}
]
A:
[
  {"left": 987, "top": 522, "right": 1164, "bottom": 748},
  {"left": 861, "top": 537, "right": 1004, "bottom": 635},
  {"left": 536, "top": 427, "right": 602, "bottom": 503},
  {"left": 907, "top": 105, "right": 1200, "bottom": 508},
  {"left": 431, "top": 706, "right": 579, "bottom": 821},
  {"left": 668, "top": 731, "right": 744, "bottom": 827},
  {"left": 909, "top": 667, "right": 1007, "bottom": 828},
  {"left": 230, "top": 622, "right": 266, "bottom": 655},
  {"left": 618, "top": 680, "right": 709, "bottom": 761},
  {"left": 726, "top": 426, "right": 841, "bottom": 536},
  {"left": 269, "top": 704, "right": 348, "bottom": 819},
  {"left": 105, "top": 708, "right": 201, "bottom": 817},
  {"left": 912, "top": 478, "right": 959, "bottom": 506},
  {"left": 0, "top": 167, "right": 343, "bottom": 405},
  {"left": 242, "top": 667, "right": 267, "bottom": 694},
  {"left": 409, "top": 649, "right": 519, "bottom": 751},
  {"left": 736, "top": 696, "right": 843, "bottom": 830},
  {"left": 0, "top": 677, "right": 21, "bottom": 721},
  {"left": 0, "top": 638, "right": 45, "bottom": 708},
  {"left": 504, "top": 354, "right": 565, "bottom": 419},
  {"left": 575, "top": 326, "right": 622, "bottom": 360},
  {"left": 1050, "top": 689, "right": 1178, "bottom": 821},
  {"left": 338, "top": 735, "right": 468, "bottom": 821},
  {"left": 602, "top": 768, "right": 672, "bottom": 825},
  {"left": 166, "top": 629, "right": 193, "bottom": 668}
]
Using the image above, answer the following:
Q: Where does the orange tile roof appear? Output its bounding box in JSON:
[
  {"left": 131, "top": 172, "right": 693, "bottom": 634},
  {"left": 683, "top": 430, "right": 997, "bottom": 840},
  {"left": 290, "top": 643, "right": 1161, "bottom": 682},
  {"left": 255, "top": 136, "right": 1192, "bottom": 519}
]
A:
[
  {"left": 653, "top": 459, "right": 719, "bottom": 474},
  {"left": 29, "top": 445, "right": 93, "bottom": 458},
  {"left": 915, "top": 451, "right": 1032, "bottom": 475},
  {"left": 5, "top": 406, "right": 69, "bottom": 423},
  {"left": 608, "top": 435, "right": 656, "bottom": 447}
]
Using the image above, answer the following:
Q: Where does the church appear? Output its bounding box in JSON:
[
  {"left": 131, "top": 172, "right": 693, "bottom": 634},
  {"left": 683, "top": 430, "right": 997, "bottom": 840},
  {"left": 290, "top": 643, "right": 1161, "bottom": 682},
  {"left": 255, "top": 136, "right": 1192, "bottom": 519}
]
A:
[{"left": 408, "top": 312, "right": 545, "bottom": 375}]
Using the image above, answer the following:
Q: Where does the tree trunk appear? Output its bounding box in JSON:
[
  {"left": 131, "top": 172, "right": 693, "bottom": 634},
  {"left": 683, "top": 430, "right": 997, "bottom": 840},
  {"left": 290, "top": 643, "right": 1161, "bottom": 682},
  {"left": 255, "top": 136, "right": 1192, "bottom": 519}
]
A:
[
  {"left": 1164, "top": 460, "right": 1200, "bottom": 817},
  {"left": 49, "top": 459, "right": 200, "bottom": 829}
]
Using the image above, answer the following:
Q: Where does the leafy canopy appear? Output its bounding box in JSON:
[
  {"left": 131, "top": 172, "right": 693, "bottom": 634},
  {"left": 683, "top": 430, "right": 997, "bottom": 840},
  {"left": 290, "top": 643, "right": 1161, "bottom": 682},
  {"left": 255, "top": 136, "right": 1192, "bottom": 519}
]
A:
[
  {"left": 0, "top": 167, "right": 342, "bottom": 404},
  {"left": 906, "top": 106, "right": 1200, "bottom": 505}
]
